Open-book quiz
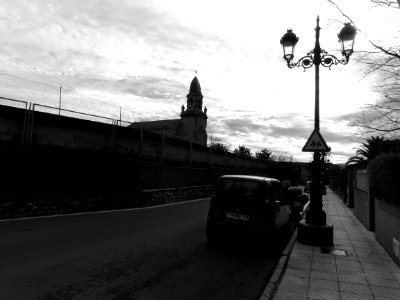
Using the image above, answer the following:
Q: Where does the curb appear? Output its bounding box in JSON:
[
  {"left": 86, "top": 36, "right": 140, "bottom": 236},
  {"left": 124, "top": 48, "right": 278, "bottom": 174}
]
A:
[{"left": 259, "top": 201, "right": 310, "bottom": 300}]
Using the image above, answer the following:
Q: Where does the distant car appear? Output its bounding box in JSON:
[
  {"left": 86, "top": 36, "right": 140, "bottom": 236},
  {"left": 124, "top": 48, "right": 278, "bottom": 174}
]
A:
[
  {"left": 304, "top": 181, "right": 311, "bottom": 193},
  {"left": 206, "top": 175, "right": 291, "bottom": 244},
  {"left": 285, "top": 186, "right": 309, "bottom": 221},
  {"left": 304, "top": 181, "right": 326, "bottom": 195}
]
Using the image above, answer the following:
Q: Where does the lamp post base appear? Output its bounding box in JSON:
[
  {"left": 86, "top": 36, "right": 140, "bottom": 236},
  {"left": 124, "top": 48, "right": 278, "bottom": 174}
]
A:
[
  {"left": 297, "top": 220, "right": 333, "bottom": 247},
  {"left": 305, "top": 209, "right": 327, "bottom": 226}
]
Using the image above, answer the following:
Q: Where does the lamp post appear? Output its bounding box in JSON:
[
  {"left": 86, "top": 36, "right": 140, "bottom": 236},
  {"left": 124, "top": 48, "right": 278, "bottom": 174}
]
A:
[{"left": 280, "top": 16, "right": 356, "bottom": 246}]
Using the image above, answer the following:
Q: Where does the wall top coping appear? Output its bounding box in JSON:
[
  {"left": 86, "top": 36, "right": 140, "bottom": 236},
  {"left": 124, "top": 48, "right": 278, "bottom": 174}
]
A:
[{"left": 142, "top": 185, "right": 215, "bottom": 193}]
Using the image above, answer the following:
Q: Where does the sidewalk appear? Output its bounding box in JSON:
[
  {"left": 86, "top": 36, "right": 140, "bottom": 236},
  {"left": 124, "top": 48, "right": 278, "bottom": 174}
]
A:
[{"left": 270, "top": 188, "right": 400, "bottom": 300}]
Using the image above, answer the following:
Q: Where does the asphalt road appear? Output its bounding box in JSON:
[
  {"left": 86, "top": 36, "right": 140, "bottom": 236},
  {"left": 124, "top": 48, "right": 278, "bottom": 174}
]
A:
[{"left": 0, "top": 199, "right": 292, "bottom": 300}]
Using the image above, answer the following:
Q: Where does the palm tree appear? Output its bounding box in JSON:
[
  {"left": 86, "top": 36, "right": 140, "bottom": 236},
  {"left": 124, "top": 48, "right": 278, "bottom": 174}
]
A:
[{"left": 346, "top": 136, "right": 393, "bottom": 167}]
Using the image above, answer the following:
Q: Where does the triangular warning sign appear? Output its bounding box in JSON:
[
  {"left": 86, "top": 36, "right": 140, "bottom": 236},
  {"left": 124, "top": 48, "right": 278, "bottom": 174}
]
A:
[{"left": 302, "top": 130, "right": 330, "bottom": 152}]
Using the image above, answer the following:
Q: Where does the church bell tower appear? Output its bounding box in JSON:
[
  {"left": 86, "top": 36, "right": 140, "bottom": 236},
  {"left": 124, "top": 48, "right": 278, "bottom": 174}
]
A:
[{"left": 179, "top": 76, "right": 208, "bottom": 145}]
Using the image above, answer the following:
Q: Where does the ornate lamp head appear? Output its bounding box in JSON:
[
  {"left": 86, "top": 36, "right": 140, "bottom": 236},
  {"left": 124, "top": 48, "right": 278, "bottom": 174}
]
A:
[
  {"left": 338, "top": 23, "right": 357, "bottom": 61},
  {"left": 280, "top": 29, "right": 299, "bottom": 63}
]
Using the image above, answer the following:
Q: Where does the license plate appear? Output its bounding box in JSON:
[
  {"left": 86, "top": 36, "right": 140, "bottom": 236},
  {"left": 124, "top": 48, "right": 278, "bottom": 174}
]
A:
[{"left": 226, "top": 212, "right": 249, "bottom": 221}]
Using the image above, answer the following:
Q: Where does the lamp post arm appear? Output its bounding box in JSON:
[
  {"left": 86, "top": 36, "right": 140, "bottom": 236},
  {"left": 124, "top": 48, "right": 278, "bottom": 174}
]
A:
[{"left": 286, "top": 50, "right": 349, "bottom": 69}]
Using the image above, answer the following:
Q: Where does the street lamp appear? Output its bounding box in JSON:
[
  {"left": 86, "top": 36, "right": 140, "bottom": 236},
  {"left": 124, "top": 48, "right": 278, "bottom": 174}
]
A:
[{"left": 280, "top": 16, "right": 356, "bottom": 246}]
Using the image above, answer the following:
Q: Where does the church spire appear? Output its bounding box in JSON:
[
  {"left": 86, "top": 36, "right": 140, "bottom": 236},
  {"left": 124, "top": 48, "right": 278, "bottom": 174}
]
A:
[
  {"left": 184, "top": 76, "right": 203, "bottom": 113},
  {"left": 189, "top": 76, "right": 202, "bottom": 97}
]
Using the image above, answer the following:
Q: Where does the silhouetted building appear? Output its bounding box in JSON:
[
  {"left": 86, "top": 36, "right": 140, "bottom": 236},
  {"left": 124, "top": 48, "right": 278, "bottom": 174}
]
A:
[{"left": 129, "top": 76, "right": 208, "bottom": 145}]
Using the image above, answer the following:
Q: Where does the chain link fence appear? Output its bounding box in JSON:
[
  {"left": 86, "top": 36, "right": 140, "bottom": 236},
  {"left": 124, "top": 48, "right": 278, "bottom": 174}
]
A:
[{"left": 0, "top": 73, "right": 135, "bottom": 125}]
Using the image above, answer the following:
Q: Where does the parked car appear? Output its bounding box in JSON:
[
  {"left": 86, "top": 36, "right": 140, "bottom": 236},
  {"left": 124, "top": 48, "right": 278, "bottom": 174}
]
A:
[{"left": 206, "top": 175, "right": 291, "bottom": 244}]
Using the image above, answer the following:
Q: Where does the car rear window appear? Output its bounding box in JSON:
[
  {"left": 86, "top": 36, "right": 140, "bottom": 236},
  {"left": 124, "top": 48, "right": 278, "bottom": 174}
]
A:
[
  {"left": 220, "top": 179, "right": 262, "bottom": 194},
  {"left": 216, "top": 179, "right": 271, "bottom": 208}
]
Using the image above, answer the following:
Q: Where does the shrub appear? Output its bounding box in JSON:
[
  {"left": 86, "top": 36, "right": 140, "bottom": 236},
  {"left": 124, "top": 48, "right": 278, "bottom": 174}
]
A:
[{"left": 368, "top": 153, "right": 400, "bottom": 206}]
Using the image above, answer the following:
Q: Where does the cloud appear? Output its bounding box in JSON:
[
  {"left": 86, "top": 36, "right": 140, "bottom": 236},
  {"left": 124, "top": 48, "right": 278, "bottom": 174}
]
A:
[
  {"left": 0, "top": 0, "right": 230, "bottom": 88},
  {"left": 224, "top": 118, "right": 266, "bottom": 135},
  {"left": 71, "top": 75, "right": 188, "bottom": 104},
  {"left": 77, "top": 1, "right": 229, "bottom": 52},
  {"left": 268, "top": 125, "right": 309, "bottom": 139},
  {"left": 331, "top": 149, "right": 355, "bottom": 158},
  {"left": 120, "top": 77, "right": 187, "bottom": 102},
  {"left": 334, "top": 111, "right": 362, "bottom": 122},
  {"left": 319, "top": 129, "right": 353, "bottom": 144}
]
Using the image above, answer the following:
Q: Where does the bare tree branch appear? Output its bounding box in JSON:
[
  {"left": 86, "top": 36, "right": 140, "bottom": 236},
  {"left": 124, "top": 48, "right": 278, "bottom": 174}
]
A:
[
  {"left": 327, "top": 0, "right": 400, "bottom": 137},
  {"left": 371, "top": 0, "right": 400, "bottom": 8},
  {"left": 326, "top": 0, "right": 358, "bottom": 26}
]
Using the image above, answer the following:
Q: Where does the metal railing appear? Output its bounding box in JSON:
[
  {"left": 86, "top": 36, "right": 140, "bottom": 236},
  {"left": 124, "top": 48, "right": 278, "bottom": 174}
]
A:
[
  {"left": 33, "top": 103, "right": 116, "bottom": 125},
  {"left": 0, "top": 73, "right": 135, "bottom": 125},
  {"left": 0, "top": 97, "right": 28, "bottom": 110}
]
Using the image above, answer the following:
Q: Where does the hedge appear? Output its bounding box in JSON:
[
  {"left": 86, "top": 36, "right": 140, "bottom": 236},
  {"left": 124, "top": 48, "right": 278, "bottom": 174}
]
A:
[{"left": 368, "top": 153, "right": 400, "bottom": 206}]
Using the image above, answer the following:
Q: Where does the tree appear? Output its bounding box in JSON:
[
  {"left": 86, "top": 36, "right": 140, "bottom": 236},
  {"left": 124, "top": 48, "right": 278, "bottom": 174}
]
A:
[
  {"left": 328, "top": 0, "right": 400, "bottom": 137},
  {"left": 233, "top": 145, "right": 253, "bottom": 158},
  {"left": 354, "top": 44, "right": 400, "bottom": 137},
  {"left": 255, "top": 148, "right": 273, "bottom": 161},
  {"left": 370, "top": 0, "right": 399, "bottom": 8},
  {"left": 209, "top": 135, "right": 230, "bottom": 152},
  {"left": 345, "top": 136, "right": 400, "bottom": 167},
  {"left": 271, "top": 152, "right": 294, "bottom": 163}
]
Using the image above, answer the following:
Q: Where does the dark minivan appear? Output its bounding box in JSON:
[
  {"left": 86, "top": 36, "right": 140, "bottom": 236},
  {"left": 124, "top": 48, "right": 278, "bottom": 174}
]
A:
[{"left": 206, "top": 175, "right": 291, "bottom": 244}]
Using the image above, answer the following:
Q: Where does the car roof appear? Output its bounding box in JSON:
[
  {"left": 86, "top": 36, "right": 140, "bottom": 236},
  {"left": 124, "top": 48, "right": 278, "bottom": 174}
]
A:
[{"left": 219, "top": 175, "right": 280, "bottom": 183}]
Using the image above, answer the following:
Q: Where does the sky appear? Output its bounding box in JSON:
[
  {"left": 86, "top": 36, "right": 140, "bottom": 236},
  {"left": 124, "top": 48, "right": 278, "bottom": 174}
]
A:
[{"left": 0, "top": 0, "right": 398, "bottom": 164}]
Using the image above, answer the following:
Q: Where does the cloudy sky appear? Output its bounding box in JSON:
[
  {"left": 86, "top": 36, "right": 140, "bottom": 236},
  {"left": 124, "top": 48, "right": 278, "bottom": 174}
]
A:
[{"left": 0, "top": 0, "right": 398, "bottom": 164}]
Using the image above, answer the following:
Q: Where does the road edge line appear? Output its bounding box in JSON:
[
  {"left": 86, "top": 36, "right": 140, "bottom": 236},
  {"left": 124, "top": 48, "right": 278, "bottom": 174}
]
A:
[{"left": 0, "top": 197, "right": 210, "bottom": 223}]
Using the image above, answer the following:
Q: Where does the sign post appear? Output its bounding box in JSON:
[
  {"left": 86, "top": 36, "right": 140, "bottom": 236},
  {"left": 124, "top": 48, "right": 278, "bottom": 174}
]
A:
[{"left": 280, "top": 16, "right": 356, "bottom": 246}]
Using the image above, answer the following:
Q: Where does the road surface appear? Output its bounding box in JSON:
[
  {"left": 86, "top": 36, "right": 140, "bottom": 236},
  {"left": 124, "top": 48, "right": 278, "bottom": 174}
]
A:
[{"left": 0, "top": 199, "right": 292, "bottom": 299}]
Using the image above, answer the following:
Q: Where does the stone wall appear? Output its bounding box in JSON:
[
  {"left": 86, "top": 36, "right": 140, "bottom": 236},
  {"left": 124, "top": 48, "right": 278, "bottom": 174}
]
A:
[
  {"left": 0, "top": 104, "right": 267, "bottom": 170},
  {"left": 375, "top": 199, "right": 400, "bottom": 266},
  {"left": 140, "top": 185, "right": 215, "bottom": 206},
  {"left": 0, "top": 150, "right": 269, "bottom": 220},
  {"left": 0, "top": 104, "right": 302, "bottom": 220},
  {"left": 354, "top": 188, "right": 372, "bottom": 230},
  {"left": 0, "top": 184, "right": 215, "bottom": 220},
  {"left": 354, "top": 169, "right": 375, "bottom": 231}
]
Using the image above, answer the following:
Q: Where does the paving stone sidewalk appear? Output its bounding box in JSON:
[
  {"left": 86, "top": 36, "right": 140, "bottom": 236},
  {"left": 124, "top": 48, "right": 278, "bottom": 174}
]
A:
[{"left": 272, "top": 188, "right": 400, "bottom": 300}]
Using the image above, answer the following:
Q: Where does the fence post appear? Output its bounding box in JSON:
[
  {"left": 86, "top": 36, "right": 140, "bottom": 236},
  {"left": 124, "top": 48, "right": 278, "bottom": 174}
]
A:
[
  {"left": 21, "top": 103, "right": 30, "bottom": 150},
  {"left": 110, "top": 120, "right": 117, "bottom": 156},
  {"left": 139, "top": 128, "right": 143, "bottom": 160},
  {"left": 28, "top": 103, "right": 35, "bottom": 150},
  {"left": 224, "top": 150, "right": 227, "bottom": 169},
  {"left": 189, "top": 142, "right": 193, "bottom": 167},
  {"left": 160, "top": 132, "right": 165, "bottom": 165},
  {"left": 59, "top": 87, "right": 62, "bottom": 115}
]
